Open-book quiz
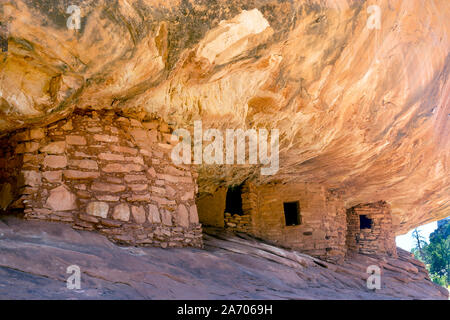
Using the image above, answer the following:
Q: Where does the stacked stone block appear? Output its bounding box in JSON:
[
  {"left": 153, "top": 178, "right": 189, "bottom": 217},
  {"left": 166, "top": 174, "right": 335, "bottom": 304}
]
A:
[
  {"left": 346, "top": 201, "right": 397, "bottom": 257},
  {"left": 8, "top": 110, "right": 202, "bottom": 248},
  {"left": 322, "top": 189, "right": 347, "bottom": 262},
  {"left": 196, "top": 181, "right": 397, "bottom": 261},
  {"left": 224, "top": 213, "right": 252, "bottom": 233},
  {"left": 242, "top": 182, "right": 348, "bottom": 262}
]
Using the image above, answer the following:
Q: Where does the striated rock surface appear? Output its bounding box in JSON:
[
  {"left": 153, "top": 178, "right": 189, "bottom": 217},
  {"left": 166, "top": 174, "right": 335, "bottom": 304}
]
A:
[
  {"left": 0, "top": 0, "right": 449, "bottom": 235},
  {"left": 0, "top": 215, "right": 447, "bottom": 299}
]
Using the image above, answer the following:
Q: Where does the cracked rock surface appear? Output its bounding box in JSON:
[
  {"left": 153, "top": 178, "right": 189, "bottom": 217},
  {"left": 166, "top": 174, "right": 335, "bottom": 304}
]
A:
[{"left": 0, "top": 216, "right": 447, "bottom": 299}]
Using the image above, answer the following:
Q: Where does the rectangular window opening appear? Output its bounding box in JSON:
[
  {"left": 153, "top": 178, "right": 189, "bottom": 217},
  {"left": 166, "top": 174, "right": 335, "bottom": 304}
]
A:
[
  {"left": 359, "top": 214, "right": 373, "bottom": 229},
  {"left": 284, "top": 201, "right": 301, "bottom": 226}
]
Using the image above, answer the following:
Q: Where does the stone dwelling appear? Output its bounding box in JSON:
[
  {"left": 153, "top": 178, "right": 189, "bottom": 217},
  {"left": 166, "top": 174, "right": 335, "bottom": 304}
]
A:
[
  {"left": 1, "top": 0, "right": 448, "bottom": 270},
  {"left": 0, "top": 110, "right": 202, "bottom": 248},
  {"left": 197, "top": 182, "right": 397, "bottom": 262},
  {"left": 0, "top": 109, "right": 398, "bottom": 261}
]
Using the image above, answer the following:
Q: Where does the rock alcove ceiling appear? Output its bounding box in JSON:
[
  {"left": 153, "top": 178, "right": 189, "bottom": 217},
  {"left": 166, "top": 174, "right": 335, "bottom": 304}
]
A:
[{"left": 0, "top": 0, "right": 449, "bottom": 235}]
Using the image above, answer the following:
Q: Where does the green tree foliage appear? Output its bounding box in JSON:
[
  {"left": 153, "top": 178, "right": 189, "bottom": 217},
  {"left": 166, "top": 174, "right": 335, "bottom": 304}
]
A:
[
  {"left": 411, "top": 221, "right": 450, "bottom": 287},
  {"left": 424, "top": 222, "right": 449, "bottom": 286},
  {"left": 412, "top": 228, "right": 427, "bottom": 260}
]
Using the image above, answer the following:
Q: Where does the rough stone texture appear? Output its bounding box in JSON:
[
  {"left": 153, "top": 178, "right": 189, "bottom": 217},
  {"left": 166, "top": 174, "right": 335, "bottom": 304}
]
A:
[
  {"left": 189, "top": 205, "right": 199, "bottom": 224},
  {"left": 39, "top": 141, "right": 66, "bottom": 154},
  {"left": 131, "top": 206, "right": 146, "bottom": 224},
  {"left": 251, "top": 182, "right": 347, "bottom": 262},
  {"left": 42, "top": 171, "right": 62, "bottom": 183},
  {"left": 176, "top": 204, "right": 190, "bottom": 228},
  {"left": 43, "top": 155, "right": 67, "bottom": 169},
  {"left": 6, "top": 111, "right": 202, "bottom": 248},
  {"left": 149, "top": 204, "right": 161, "bottom": 224},
  {"left": 21, "top": 171, "right": 41, "bottom": 187},
  {"left": 346, "top": 201, "right": 397, "bottom": 257},
  {"left": 198, "top": 181, "right": 347, "bottom": 262},
  {"left": 113, "top": 204, "right": 130, "bottom": 222},
  {"left": 0, "top": 0, "right": 448, "bottom": 235},
  {"left": 66, "top": 136, "right": 87, "bottom": 146},
  {"left": 0, "top": 216, "right": 447, "bottom": 300},
  {"left": 0, "top": 1, "right": 448, "bottom": 298},
  {"left": 45, "top": 185, "right": 77, "bottom": 211},
  {"left": 86, "top": 202, "right": 109, "bottom": 219},
  {"left": 225, "top": 213, "right": 252, "bottom": 234}
]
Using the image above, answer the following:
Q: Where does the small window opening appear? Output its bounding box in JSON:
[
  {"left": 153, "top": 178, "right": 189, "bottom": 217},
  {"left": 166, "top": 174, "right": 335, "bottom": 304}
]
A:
[
  {"left": 224, "top": 185, "right": 243, "bottom": 216},
  {"left": 284, "top": 201, "right": 301, "bottom": 226},
  {"left": 359, "top": 215, "right": 373, "bottom": 229}
]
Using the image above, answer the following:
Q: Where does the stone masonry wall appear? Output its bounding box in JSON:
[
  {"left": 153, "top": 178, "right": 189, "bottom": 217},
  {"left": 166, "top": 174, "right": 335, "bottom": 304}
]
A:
[
  {"left": 224, "top": 213, "right": 252, "bottom": 233},
  {"left": 196, "top": 187, "right": 227, "bottom": 228},
  {"left": 195, "top": 181, "right": 348, "bottom": 262},
  {"left": 196, "top": 181, "right": 396, "bottom": 261},
  {"left": 346, "top": 201, "right": 397, "bottom": 257},
  {"left": 8, "top": 110, "right": 202, "bottom": 248},
  {"left": 247, "top": 182, "right": 347, "bottom": 262}
]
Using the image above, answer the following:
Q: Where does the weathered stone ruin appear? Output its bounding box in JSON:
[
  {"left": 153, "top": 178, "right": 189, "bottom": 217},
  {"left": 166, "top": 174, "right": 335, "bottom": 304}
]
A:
[
  {"left": 0, "top": 0, "right": 449, "bottom": 299},
  {"left": 0, "top": 108, "right": 401, "bottom": 262},
  {"left": 0, "top": 110, "right": 202, "bottom": 248},
  {"left": 197, "top": 182, "right": 399, "bottom": 262},
  {"left": 346, "top": 201, "right": 397, "bottom": 257}
]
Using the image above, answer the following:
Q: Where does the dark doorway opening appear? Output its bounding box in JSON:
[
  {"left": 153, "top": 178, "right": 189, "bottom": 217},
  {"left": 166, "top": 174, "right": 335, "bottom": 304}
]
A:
[
  {"left": 360, "top": 215, "right": 373, "bottom": 229},
  {"left": 284, "top": 201, "right": 301, "bottom": 226},
  {"left": 224, "top": 185, "right": 243, "bottom": 216}
]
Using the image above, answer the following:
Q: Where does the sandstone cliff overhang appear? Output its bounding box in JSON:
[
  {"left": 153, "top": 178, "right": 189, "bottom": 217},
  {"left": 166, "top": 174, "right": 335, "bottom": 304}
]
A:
[
  {"left": 0, "top": 215, "right": 448, "bottom": 299},
  {"left": 0, "top": 0, "right": 449, "bottom": 234}
]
